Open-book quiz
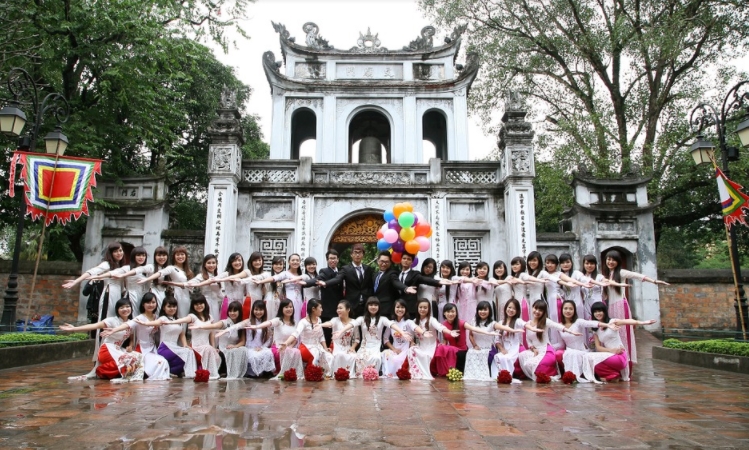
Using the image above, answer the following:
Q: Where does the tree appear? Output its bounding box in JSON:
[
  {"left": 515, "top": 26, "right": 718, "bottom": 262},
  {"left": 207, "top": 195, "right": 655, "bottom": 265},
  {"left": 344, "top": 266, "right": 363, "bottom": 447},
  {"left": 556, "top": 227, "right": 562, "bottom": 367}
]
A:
[
  {"left": 0, "top": 0, "right": 268, "bottom": 260},
  {"left": 422, "top": 0, "right": 749, "bottom": 266}
]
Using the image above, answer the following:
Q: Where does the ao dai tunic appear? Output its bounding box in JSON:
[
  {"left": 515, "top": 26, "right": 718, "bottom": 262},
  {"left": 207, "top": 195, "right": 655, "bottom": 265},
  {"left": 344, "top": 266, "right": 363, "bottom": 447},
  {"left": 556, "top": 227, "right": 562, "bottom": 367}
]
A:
[
  {"left": 407, "top": 317, "right": 448, "bottom": 380},
  {"left": 463, "top": 320, "right": 497, "bottom": 381},
  {"left": 493, "top": 319, "right": 526, "bottom": 376},
  {"left": 352, "top": 316, "right": 393, "bottom": 376},
  {"left": 157, "top": 318, "right": 197, "bottom": 378},
  {"left": 436, "top": 277, "right": 458, "bottom": 320},
  {"left": 160, "top": 266, "right": 192, "bottom": 318},
  {"left": 267, "top": 317, "right": 304, "bottom": 378},
  {"left": 583, "top": 320, "right": 631, "bottom": 382},
  {"left": 186, "top": 314, "right": 220, "bottom": 379},
  {"left": 558, "top": 319, "right": 599, "bottom": 381},
  {"left": 189, "top": 273, "right": 224, "bottom": 320},
  {"left": 244, "top": 322, "right": 275, "bottom": 376},
  {"left": 96, "top": 317, "right": 144, "bottom": 381},
  {"left": 110, "top": 265, "right": 148, "bottom": 312},
  {"left": 126, "top": 314, "right": 170, "bottom": 380},
  {"left": 380, "top": 318, "right": 414, "bottom": 378},
  {"left": 582, "top": 274, "right": 606, "bottom": 319},
  {"left": 216, "top": 317, "right": 249, "bottom": 380},
  {"left": 293, "top": 318, "right": 332, "bottom": 374},
  {"left": 517, "top": 319, "right": 566, "bottom": 381},
  {"left": 220, "top": 271, "right": 249, "bottom": 303},
  {"left": 133, "top": 264, "right": 168, "bottom": 307},
  {"left": 329, "top": 317, "right": 358, "bottom": 373},
  {"left": 86, "top": 262, "right": 125, "bottom": 319},
  {"left": 494, "top": 281, "right": 514, "bottom": 322},
  {"left": 606, "top": 269, "right": 646, "bottom": 363},
  {"left": 274, "top": 271, "right": 305, "bottom": 322},
  {"left": 239, "top": 270, "right": 268, "bottom": 302}
]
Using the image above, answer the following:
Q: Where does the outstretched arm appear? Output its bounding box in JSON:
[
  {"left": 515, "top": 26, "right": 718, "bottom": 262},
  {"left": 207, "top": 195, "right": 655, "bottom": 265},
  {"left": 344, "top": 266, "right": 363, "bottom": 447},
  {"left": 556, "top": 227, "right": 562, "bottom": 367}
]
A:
[{"left": 59, "top": 321, "right": 107, "bottom": 332}]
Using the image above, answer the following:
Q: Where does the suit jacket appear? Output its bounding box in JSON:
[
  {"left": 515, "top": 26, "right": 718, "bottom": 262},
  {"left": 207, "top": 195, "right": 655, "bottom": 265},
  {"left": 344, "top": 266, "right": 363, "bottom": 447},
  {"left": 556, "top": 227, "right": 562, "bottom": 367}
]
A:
[
  {"left": 371, "top": 268, "right": 407, "bottom": 317},
  {"left": 305, "top": 266, "right": 344, "bottom": 318},
  {"left": 396, "top": 269, "right": 441, "bottom": 314},
  {"left": 326, "top": 263, "right": 374, "bottom": 307}
]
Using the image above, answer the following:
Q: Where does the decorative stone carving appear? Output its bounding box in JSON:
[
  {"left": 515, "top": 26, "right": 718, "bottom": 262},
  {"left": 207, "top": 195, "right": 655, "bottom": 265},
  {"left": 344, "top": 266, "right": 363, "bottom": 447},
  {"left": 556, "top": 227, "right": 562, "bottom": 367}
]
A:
[
  {"left": 445, "top": 24, "right": 468, "bottom": 44},
  {"left": 404, "top": 26, "right": 436, "bottom": 51},
  {"left": 414, "top": 64, "right": 433, "bottom": 81},
  {"left": 351, "top": 28, "right": 388, "bottom": 53},
  {"left": 294, "top": 63, "right": 326, "bottom": 79},
  {"left": 257, "top": 235, "right": 288, "bottom": 272},
  {"left": 328, "top": 171, "right": 412, "bottom": 185},
  {"left": 498, "top": 90, "right": 534, "bottom": 156},
  {"left": 272, "top": 22, "right": 291, "bottom": 40},
  {"left": 453, "top": 237, "right": 482, "bottom": 268},
  {"left": 211, "top": 147, "right": 232, "bottom": 172},
  {"left": 263, "top": 51, "right": 282, "bottom": 73},
  {"left": 219, "top": 87, "right": 237, "bottom": 109},
  {"left": 417, "top": 98, "right": 453, "bottom": 113},
  {"left": 511, "top": 148, "right": 531, "bottom": 173},
  {"left": 331, "top": 214, "right": 385, "bottom": 243},
  {"left": 303, "top": 22, "right": 333, "bottom": 50},
  {"left": 285, "top": 97, "right": 323, "bottom": 112},
  {"left": 445, "top": 170, "right": 497, "bottom": 184},
  {"left": 597, "top": 221, "right": 637, "bottom": 233},
  {"left": 243, "top": 169, "right": 298, "bottom": 183}
]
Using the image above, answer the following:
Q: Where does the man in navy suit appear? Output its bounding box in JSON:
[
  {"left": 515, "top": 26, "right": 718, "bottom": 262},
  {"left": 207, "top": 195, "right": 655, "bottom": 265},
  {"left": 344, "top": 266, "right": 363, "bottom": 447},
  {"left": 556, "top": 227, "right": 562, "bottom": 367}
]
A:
[
  {"left": 303, "top": 249, "right": 343, "bottom": 345},
  {"left": 396, "top": 252, "right": 449, "bottom": 315},
  {"left": 371, "top": 251, "right": 411, "bottom": 317},
  {"left": 321, "top": 244, "right": 373, "bottom": 318}
]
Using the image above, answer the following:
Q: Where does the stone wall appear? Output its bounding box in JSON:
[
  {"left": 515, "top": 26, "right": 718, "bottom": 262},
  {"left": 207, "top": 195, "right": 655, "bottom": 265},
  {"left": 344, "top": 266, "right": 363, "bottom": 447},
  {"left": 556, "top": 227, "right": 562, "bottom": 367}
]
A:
[
  {"left": 658, "top": 269, "right": 745, "bottom": 331},
  {"left": 0, "top": 261, "right": 81, "bottom": 326}
]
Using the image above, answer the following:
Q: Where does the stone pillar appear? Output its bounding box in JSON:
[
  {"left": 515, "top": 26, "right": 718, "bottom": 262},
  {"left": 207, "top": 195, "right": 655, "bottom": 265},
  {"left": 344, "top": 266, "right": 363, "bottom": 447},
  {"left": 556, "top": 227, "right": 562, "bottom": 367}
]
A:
[
  {"left": 206, "top": 89, "right": 244, "bottom": 267},
  {"left": 499, "top": 92, "right": 536, "bottom": 259}
]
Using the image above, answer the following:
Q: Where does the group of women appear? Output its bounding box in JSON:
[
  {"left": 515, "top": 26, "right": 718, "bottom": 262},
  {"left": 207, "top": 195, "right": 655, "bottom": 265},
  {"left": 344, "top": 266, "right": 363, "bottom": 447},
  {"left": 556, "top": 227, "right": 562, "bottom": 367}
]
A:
[{"left": 60, "top": 242, "right": 665, "bottom": 384}]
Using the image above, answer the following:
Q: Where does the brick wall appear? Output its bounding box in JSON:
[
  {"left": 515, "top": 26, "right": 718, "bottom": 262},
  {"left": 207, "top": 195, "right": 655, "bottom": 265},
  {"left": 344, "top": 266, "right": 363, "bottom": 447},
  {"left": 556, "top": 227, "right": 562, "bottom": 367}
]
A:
[
  {"left": 0, "top": 261, "right": 82, "bottom": 326},
  {"left": 658, "top": 269, "right": 744, "bottom": 330}
]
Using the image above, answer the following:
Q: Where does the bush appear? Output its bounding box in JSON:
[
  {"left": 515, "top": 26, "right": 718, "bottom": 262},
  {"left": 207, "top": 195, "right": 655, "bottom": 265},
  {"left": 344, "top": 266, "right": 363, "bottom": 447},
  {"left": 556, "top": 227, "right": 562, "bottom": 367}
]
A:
[
  {"left": 0, "top": 332, "right": 89, "bottom": 348},
  {"left": 663, "top": 338, "right": 749, "bottom": 357}
]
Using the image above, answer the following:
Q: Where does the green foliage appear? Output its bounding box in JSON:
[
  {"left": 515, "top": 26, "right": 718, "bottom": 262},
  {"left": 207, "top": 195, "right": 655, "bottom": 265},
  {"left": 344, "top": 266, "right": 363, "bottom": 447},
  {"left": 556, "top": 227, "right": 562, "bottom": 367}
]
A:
[
  {"left": 663, "top": 338, "right": 749, "bottom": 358},
  {"left": 0, "top": 0, "right": 268, "bottom": 260},
  {"left": 0, "top": 332, "right": 88, "bottom": 348},
  {"left": 533, "top": 162, "right": 573, "bottom": 232}
]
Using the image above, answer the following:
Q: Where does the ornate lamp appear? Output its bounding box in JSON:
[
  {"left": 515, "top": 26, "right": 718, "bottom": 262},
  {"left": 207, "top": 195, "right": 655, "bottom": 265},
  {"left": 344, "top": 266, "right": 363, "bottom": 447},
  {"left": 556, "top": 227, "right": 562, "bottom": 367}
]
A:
[
  {"left": 0, "top": 102, "right": 26, "bottom": 137},
  {"left": 690, "top": 135, "right": 715, "bottom": 166}
]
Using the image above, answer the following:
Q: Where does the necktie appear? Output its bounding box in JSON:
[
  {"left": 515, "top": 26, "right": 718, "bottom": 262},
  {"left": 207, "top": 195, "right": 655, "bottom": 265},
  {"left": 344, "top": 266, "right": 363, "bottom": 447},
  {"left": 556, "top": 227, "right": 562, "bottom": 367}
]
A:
[
  {"left": 356, "top": 266, "right": 363, "bottom": 281},
  {"left": 375, "top": 272, "right": 383, "bottom": 291},
  {"left": 400, "top": 272, "right": 406, "bottom": 283}
]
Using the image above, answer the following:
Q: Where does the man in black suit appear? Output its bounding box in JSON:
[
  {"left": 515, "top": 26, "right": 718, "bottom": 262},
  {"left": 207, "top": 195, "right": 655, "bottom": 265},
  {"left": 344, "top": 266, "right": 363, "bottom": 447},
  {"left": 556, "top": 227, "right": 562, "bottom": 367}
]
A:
[
  {"left": 303, "top": 249, "right": 343, "bottom": 346},
  {"left": 321, "top": 244, "right": 373, "bottom": 318},
  {"left": 396, "top": 252, "right": 449, "bottom": 315},
  {"left": 371, "top": 251, "right": 411, "bottom": 317}
]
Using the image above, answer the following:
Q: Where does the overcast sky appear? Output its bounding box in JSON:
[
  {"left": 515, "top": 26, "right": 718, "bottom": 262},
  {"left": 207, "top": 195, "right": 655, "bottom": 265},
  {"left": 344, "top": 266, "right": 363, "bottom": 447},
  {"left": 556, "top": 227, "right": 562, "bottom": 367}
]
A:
[{"left": 211, "top": 0, "right": 498, "bottom": 160}]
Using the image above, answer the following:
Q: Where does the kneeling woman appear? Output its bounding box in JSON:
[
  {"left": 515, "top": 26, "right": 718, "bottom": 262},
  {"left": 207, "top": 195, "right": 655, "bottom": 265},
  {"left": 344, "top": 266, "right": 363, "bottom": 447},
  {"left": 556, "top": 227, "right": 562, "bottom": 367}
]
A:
[
  {"left": 582, "top": 302, "right": 655, "bottom": 383},
  {"left": 191, "top": 301, "right": 249, "bottom": 379},
  {"left": 60, "top": 298, "right": 144, "bottom": 382},
  {"left": 240, "top": 299, "right": 304, "bottom": 379},
  {"left": 101, "top": 293, "right": 171, "bottom": 381},
  {"left": 278, "top": 299, "right": 333, "bottom": 377},
  {"left": 517, "top": 300, "right": 581, "bottom": 381}
]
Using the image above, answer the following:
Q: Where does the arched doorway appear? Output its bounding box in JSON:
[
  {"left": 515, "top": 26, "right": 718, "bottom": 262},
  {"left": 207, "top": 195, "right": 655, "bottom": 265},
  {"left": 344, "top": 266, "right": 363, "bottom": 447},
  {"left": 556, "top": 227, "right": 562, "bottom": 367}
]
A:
[{"left": 329, "top": 213, "right": 385, "bottom": 266}]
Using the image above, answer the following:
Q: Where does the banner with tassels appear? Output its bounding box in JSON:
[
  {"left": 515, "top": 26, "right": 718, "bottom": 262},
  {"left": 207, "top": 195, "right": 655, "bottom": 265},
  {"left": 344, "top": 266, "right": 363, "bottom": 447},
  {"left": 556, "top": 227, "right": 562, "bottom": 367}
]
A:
[
  {"left": 9, "top": 151, "right": 102, "bottom": 226},
  {"left": 716, "top": 167, "right": 749, "bottom": 229}
]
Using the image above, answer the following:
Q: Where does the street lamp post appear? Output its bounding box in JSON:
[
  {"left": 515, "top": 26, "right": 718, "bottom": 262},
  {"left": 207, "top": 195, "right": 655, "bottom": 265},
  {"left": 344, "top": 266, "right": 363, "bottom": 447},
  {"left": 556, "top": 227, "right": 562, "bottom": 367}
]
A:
[
  {"left": 0, "top": 68, "right": 70, "bottom": 330},
  {"left": 689, "top": 80, "right": 749, "bottom": 340}
]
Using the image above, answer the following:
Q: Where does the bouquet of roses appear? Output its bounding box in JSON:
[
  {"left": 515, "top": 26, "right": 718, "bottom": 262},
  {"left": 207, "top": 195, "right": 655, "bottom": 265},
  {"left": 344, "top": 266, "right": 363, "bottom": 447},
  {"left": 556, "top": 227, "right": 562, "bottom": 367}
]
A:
[
  {"left": 562, "top": 371, "right": 577, "bottom": 384},
  {"left": 362, "top": 366, "right": 379, "bottom": 381},
  {"left": 283, "top": 368, "right": 297, "bottom": 381},
  {"left": 194, "top": 369, "right": 210, "bottom": 382},
  {"left": 497, "top": 370, "right": 513, "bottom": 384},
  {"left": 304, "top": 364, "right": 324, "bottom": 382},
  {"left": 446, "top": 368, "right": 463, "bottom": 382},
  {"left": 396, "top": 365, "right": 411, "bottom": 380},
  {"left": 535, "top": 372, "right": 551, "bottom": 384},
  {"left": 334, "top": 367, "right": 350, "bottom": 381}
]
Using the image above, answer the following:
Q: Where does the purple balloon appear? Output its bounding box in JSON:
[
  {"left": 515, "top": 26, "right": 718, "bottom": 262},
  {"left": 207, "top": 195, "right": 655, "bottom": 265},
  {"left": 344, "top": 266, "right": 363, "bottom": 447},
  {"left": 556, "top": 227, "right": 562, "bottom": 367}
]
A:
[
  {"left": 411, "top": 257, "right": 419, "bottom": 268},
  {"left": 391, "top": 239, "right": 405, "bottom": 253},
  {"left": 388, "top": 219, "right": 399, "bottom": 229}
]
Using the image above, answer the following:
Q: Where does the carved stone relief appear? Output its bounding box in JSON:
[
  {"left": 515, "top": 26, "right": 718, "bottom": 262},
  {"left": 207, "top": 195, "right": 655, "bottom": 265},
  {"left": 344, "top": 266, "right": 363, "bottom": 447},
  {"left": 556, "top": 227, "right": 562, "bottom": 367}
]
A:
[
  {"left": 404, "top": 26, "right": 436, "bottom": 51},
  {"left": 351, "top": 28, "right": 388, "bottom": 53},
  {"left": 285, "top": 98, "right": 323, "bottom": 112},
  {"left": 302, "top": 22, "right": 333, "bottom": 50},
  {"left": 511, "top": 148, "right": 531, "bottom": 173},
  {"left": 210, "top": 146, "right": 233, "bottom": 172},
  {"left": 331, "top": 214, "right": 385, "bottom": 243},
  {"left": 328, "top": 171, "right": 412, "bottom": 185}
]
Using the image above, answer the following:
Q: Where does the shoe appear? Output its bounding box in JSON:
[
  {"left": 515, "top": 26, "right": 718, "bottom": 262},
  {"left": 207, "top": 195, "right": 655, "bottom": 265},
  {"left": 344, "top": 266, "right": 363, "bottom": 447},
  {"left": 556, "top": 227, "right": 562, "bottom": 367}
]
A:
[{"left": 511, "top": 379, "right": 522, "bottom": 384}]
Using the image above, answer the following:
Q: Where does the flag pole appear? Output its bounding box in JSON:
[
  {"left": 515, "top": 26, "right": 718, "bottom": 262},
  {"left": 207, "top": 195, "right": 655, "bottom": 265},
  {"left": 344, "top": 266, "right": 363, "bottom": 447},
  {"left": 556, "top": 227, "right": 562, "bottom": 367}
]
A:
[
  {"left": 22, "top": 151, "right": 60, "bottom": 332},
  {"left": 712, "top": 154, "right": 748, "bottom": 340}
]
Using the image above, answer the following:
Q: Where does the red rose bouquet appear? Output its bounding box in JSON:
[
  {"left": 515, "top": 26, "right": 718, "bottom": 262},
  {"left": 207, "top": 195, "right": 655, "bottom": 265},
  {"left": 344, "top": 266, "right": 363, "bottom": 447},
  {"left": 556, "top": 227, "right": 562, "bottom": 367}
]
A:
[
  {"left": 194, "top": 369, "right": 210, "bottom": 382},
  {"left": 562, "top": 371, "right": 577, "bottom": 385},
  {"left": 535, "top": 372, "right": 551, "bottom": 384},
  {"left": 283, "top": 368, "right": 297, "bottom": 381},
  {"left": 497, "top": 370, "right": 513, "bottom": 384},
  {"left": 396, "top": 366, "right": 411, "bottom": 380},
  {"left": 334, "top": 367, "right": 350, "bottom": 381},
  {"left": 304, "top": 364, "right": 324, "bottom": 382}
]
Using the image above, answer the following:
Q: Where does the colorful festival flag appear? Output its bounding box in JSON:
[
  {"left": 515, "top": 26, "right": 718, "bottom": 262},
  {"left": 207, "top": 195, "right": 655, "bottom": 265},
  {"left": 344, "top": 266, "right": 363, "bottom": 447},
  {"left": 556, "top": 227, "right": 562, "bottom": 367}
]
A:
[
  {"left": 9, "top": 151, "right": 102, "bottom": 226},
  {"left": 716, "top": 167, "right": 749, "bottom": 228}
]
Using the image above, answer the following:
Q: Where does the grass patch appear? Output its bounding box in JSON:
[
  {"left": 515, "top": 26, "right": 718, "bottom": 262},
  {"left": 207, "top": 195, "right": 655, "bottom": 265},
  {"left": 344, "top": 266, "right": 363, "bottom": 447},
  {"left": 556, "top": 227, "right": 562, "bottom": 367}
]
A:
[
  {"left": 663, "top": 338, "right": 749, "bottom": 357},
  {"left": 0, "top": 332, "right": 89, "bottom": 348},
  {"left": 0, "top": 387, "right": 34, "bottom": 399}
]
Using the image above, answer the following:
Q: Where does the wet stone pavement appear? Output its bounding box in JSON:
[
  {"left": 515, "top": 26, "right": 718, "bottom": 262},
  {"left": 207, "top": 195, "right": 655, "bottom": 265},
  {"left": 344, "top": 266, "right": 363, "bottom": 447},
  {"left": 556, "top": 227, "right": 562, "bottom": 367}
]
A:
[{"left": 0, "top": 331, "right": 748, "bottom": 449}]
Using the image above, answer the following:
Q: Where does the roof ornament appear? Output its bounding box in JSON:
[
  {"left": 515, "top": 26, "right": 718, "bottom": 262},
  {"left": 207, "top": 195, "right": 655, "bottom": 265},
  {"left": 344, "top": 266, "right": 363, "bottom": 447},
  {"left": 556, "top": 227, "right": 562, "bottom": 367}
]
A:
[
  {"left": 444, "top": 24, "right": 468, "bottom": 44},
  {"left": 272, "top": 22, "right": 292, "bottom": 40},
  {"left": 403, "top": 26, "right": 436, "bottom": 51},
  {"left": 303, "top": 22, "right": 333, "bottom": 50},
  {"left": 351, "top": 28, "right": 388, "bottom": 53}
]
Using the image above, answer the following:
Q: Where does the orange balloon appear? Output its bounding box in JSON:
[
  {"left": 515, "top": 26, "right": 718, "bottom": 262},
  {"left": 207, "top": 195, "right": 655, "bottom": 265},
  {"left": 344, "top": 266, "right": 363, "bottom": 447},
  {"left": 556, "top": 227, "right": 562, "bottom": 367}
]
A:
[
  {"left": 391, "top": 252, "right": 402, "bottom": 264},
  {"left": 405, "top": 239, "right": 420, "bottom": 255},
  {"left": 376, "top": 230, "right": 384, "bottom": 239},
  {"left": 414, "top": 222, "right": 431, "bottom": 237},
  {"left": 426, "top": 228, "right": 433, "bottom": 238},
  {"left": 403, "top": 202, "right": 414, "bottom": 213},
  {"left": 393, "top": 203, "right": 407, "bottom": 219}
]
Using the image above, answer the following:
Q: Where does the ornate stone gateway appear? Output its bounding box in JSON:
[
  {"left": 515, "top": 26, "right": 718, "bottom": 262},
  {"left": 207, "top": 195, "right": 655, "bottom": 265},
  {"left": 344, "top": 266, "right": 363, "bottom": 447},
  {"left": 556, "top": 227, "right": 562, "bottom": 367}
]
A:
[{"left": 331, "top": 214, "right": 385, "bottom": 244}]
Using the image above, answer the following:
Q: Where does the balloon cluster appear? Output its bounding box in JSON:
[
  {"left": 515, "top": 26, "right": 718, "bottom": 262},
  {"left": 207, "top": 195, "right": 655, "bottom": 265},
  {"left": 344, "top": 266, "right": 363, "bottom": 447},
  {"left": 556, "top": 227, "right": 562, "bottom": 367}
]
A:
[{"left": 376, "top": 202, "right": 432, "bottom": 268}]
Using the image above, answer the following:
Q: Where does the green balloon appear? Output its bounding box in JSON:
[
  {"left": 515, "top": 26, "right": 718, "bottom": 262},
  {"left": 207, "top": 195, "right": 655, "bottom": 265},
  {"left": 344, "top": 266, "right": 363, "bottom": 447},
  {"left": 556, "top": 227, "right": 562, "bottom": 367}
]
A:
[{"left": 398, "top": 212, "right": 415, "bottom": 228}]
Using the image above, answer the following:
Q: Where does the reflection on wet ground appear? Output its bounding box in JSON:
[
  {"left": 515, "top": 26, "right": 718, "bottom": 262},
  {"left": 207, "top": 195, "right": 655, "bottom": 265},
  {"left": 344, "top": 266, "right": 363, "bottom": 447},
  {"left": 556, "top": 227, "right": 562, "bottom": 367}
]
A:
[{"left": 1, "top": 331, "right": 748, "bottom": 449}]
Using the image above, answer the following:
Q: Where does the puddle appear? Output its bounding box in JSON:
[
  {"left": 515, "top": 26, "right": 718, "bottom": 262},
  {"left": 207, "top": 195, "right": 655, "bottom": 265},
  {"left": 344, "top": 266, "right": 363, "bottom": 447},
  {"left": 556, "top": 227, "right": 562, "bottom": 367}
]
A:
[{"left": 118, "top": 423, "right": 304, "bottom": 449}]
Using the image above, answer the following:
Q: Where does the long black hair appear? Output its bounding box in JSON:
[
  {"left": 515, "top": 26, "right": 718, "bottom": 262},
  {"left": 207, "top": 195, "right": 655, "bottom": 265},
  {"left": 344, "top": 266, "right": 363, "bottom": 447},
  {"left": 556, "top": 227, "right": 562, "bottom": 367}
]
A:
[
  {"left": 391, "top": 298, "right": 410, "bottom": 321},
  {"left": 590, "top": 302, "right": 609, "bottom": 331},
  {"left": 561, "top": 299, "right": 578, "bottom": 325},
  {"left": 583, "top": 254, "right": 599, "bottom": 278},
  {"left": 503, "top": 298, "right": 521, "bottom": 330},
  {"left": 226, "top": 300, "right": 245, "bottom": 340},
  {"left": 526, "top": 251, "right": 542, "bottom": 277},
  {"left": 364, "top": 296, "right": 381, "bottom": 329},
  {"left": 276, "top": 298, "right": 295, "bottom": 325},
  {"left": 442, "top": 302, "right": 460, "bottom": 328},
  {"left": 250, "top": 300, "right": 269, "bottom": 343},
  {"left": 159, "top": 295, "right": 179, "bottom": 319},
  {"left": 531, "top": 299, "right": 547, "bottom": 341},
  {"left": 474, "top": 301, "right": 492, "bottom": 327},
  {"left": 189, "top": 294, "right": 210, "bottom": 322},
  {"left": 601, "top": 250, "right": 624, "bottom": 294}
]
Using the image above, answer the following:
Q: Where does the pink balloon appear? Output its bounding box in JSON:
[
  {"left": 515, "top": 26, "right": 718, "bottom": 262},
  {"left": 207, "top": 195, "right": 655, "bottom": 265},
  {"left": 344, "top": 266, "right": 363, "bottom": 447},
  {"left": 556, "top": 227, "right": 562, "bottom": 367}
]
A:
[
  {"left": 383, "top": 229, "right": 399, "bottom": 244},
  {"left": 415, "top": 212, "right": 425, "bottom": 223},
  {"left": 415, "top": 236, "right": 430, "bottom": 252}
]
